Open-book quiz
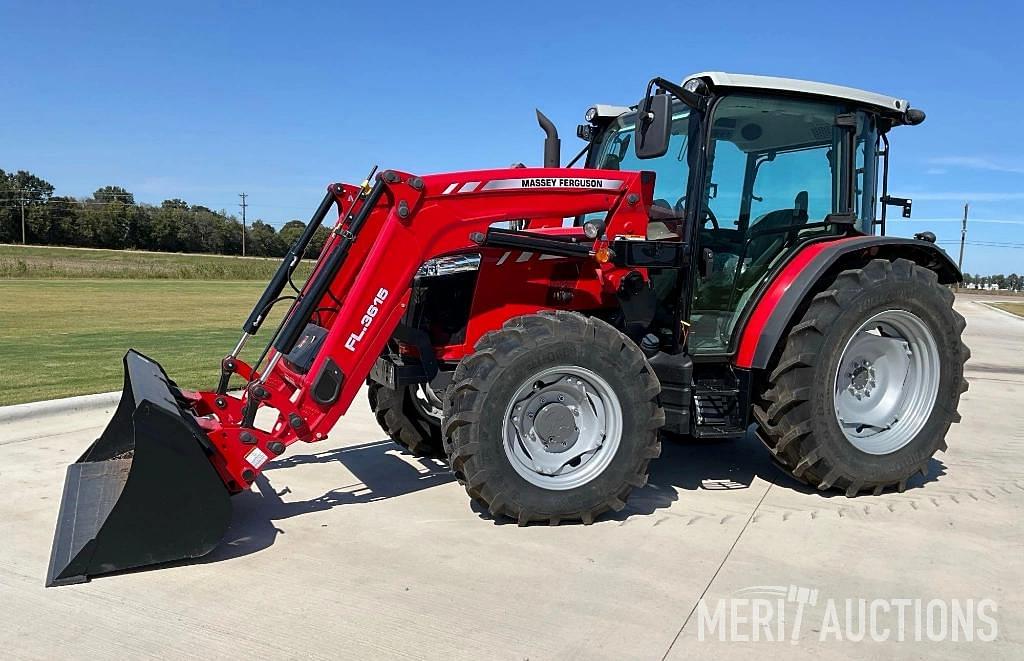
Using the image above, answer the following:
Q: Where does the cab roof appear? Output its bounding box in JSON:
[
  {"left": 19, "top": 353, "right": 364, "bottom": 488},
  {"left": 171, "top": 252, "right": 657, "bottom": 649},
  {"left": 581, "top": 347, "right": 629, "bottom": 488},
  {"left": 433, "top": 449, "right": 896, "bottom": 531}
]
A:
[{"left": 686, "top": 71, "right": 910, "bottom": 115}]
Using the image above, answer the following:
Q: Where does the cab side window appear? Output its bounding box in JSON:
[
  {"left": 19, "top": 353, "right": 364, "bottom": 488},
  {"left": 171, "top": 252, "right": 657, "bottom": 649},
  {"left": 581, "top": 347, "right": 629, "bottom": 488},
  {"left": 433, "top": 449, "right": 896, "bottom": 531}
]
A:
[{"left": 690, "top": 94, "right": 850, "bottom": 354}]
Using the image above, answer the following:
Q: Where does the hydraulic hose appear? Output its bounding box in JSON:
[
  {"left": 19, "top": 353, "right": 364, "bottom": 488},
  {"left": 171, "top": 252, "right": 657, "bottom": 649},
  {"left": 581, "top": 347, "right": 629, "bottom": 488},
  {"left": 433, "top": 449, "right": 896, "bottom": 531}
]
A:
[
  {"left": 242, "top": 190, "right": 336, "bottom": 335},
  {"left": 273, "top": 178, "right": 386, "bottom": 355}
]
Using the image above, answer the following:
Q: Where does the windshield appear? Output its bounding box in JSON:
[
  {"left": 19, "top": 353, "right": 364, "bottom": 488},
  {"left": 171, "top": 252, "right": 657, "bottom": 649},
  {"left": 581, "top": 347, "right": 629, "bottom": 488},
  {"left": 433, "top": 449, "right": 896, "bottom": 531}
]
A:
[{"left": 588, "top": 102, "right": 694, "bottom": 214}]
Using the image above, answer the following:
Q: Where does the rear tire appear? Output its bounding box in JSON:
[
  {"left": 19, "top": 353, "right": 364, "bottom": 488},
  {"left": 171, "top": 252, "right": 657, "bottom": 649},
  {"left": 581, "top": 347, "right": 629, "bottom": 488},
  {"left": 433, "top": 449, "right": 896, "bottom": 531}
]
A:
[
  {"left": 754, "top": 258, "right": 969, "bottom": 495},
  {"left": 443, "top": 311, "right": 664, "bottom": 525},
  {"left": 368, "top": 382, "right": 444, "bottom": 456}
]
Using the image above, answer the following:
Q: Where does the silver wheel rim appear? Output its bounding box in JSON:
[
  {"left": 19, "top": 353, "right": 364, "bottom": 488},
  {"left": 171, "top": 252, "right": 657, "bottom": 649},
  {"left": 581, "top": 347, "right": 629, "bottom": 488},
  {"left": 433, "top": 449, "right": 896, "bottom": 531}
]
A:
[
  {"left": 833, "top": 309, "right": 940, "bottom": 455},
  {"left": 412, "top": 384, "right": 443, "bottom": 421},
  {"left": 502, "top": 366, "right": 622, "bottom": 490}
]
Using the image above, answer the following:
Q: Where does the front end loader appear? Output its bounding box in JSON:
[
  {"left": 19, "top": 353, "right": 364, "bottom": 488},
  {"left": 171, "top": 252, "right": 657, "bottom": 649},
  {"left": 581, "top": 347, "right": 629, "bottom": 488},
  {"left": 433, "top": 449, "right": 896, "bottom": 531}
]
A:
[{"left": 47, "top": 72, "right": 968, "bottom": 585}]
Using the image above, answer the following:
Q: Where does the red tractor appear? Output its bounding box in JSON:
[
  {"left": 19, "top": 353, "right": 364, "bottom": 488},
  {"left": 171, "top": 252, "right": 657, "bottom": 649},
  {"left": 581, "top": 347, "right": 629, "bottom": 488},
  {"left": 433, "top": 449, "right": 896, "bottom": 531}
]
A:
[{"left": 47, "top": 72, "right": 968, "bottom": 586}]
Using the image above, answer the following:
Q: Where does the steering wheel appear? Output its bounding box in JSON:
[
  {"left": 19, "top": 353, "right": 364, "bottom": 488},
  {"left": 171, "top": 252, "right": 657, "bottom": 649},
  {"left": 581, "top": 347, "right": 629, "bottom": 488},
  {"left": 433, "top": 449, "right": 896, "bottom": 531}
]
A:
[
  {"left": 703, "top": 207, "right": 720, "bottom": 230},
  {"left": 675, "top": 196, "right": 720, "bottom": 230}
]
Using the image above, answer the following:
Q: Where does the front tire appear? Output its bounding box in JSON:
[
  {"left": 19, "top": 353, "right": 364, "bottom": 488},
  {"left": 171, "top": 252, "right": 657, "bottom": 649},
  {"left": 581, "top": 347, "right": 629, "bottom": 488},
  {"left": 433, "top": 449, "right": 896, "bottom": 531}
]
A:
[
  {"left": 368, "top": 382, "right": 444, "bottom": 456},
  {"left": 754, "top": 259, "right": 969, "bottom": 495},
  {"left": 443, "top": 311, "right": 664, "bottom": 525}
]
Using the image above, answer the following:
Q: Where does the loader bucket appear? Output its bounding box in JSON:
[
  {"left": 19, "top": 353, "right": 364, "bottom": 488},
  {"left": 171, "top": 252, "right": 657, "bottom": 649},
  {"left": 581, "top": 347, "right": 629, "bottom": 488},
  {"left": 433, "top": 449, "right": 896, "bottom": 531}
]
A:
[{"left": 46, "top": 350, "right": 232, "bottom": 587}]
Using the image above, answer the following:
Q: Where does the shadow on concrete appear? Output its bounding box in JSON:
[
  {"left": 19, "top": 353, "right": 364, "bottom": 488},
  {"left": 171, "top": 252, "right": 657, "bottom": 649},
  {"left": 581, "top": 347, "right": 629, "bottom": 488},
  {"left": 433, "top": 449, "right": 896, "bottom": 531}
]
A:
[
  {"left": 95, "top": 430, "right": 947, "bottom": 579},
  {"left": 83, "top": 422, "right": 950, "bottom": 589},
  {"left": 202, "top": 439, "right": 453, "bottom": 563},
  {"left": 474, "top": 429, "right": 946, "bottom": 525},
  {"left": 656, "top": 430, "right": 941, "bottom": 490}
]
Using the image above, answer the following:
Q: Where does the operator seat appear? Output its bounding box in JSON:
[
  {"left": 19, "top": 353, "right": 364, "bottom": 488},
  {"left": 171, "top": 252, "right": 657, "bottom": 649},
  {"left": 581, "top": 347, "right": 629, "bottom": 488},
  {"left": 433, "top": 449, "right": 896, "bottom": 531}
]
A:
[
  {"left": 794, "top": 190, "right": 808, "bottom": 216},
  {"left": 746, "top": 190, "right": 809, "bottom": 264}
]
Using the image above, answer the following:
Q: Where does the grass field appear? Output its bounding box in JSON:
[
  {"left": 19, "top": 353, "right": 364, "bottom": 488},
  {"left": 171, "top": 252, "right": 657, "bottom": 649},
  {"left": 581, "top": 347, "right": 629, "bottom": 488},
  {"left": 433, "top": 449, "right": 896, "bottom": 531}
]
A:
[
  {"left": 0, "top": 244, "right": 313, "bottom": 280},
  {"left": 0, "top": 280, "right": 293, "bottom": 405},
  {"left": 991, "top": 301, "right": 1024, "bottom": 318},
  {"left": 0, "top": 246, "right": 316, "bottom": 404}
]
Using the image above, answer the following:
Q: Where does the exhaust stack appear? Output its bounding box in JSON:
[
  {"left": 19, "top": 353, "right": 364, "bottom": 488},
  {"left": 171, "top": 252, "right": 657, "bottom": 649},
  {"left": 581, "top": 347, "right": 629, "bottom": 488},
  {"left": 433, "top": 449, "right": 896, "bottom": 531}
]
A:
[{"left": 536, "top": 109, "right": 561, "bottom": 168}]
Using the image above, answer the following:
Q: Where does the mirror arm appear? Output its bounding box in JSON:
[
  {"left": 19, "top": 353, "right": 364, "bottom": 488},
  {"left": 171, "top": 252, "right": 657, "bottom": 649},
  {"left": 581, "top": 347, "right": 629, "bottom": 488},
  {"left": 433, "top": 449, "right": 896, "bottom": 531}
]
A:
[
  {"left": 650, "top": 77, "right": 707, "bottom": 111},
  {"left": 638, "top": 79, "right": 657, "bottom": 124}
]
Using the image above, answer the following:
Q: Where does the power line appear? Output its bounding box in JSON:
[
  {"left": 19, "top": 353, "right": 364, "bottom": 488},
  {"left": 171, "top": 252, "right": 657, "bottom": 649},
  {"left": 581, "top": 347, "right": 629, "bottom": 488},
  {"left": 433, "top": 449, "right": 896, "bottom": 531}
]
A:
[
  {"left": 0, "top": 201, "right": 243, "bottom": 217},
  {"left": 939, "top": 240, "right": 1024, "bottom": 249},
  {"left": 0, "top": 201, "right": 146, "bottom": 208},
  {"left": 1, "top": 188, "right": 303, "bottom": 211},
  {"left": 4, "top": 188, "right": 134, "bottom": 200}
]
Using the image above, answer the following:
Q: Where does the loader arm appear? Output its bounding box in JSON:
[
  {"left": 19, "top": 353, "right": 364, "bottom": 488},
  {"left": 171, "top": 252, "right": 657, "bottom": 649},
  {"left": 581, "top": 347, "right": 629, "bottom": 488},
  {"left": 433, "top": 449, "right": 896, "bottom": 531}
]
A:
[{"left": 197, "top": 167, "right": 654, "bottom": 492}]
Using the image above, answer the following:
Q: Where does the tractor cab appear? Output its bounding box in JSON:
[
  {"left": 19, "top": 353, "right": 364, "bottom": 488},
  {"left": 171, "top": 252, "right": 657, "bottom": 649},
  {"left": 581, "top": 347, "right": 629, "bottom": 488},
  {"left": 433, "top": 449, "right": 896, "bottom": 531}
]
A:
[{"left": 580, "top": 72, "right": 923, "bottom": 354}]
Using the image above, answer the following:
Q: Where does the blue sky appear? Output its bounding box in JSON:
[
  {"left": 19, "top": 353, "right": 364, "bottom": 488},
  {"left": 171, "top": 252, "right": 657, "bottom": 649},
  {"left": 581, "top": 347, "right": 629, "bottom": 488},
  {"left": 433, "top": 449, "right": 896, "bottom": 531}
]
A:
[{"left": 2, "top": 1, "right": 1022, "bottom": 273}]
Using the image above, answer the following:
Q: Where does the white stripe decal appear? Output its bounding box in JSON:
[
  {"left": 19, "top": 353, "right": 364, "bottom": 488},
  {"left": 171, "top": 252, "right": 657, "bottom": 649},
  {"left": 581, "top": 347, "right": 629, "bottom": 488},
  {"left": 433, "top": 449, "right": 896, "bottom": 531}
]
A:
[
  {"left": 496, "top": 251, "right": 511, "bottom": 266},
  {"left": 459, "top": 181, "right": 480, "bottom": 193},
  {"left": 480, "top": 177, "right": 624, "bottom": 191},
  {"left": 538, "top": 254, "right": 565, "bottom": 261},
  {"left": 442, "top": 182, "right": 458, "bottom": 195},
  {"left": 515, "top": 251, "right": 534, "bottom": 263}
]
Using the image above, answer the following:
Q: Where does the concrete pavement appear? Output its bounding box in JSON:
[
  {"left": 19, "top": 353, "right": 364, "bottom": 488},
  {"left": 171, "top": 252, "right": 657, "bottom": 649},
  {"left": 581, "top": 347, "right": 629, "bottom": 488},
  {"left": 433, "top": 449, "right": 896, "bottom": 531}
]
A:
[{"left": 1, "top": 294, "right": 1021, "bottom": 659}]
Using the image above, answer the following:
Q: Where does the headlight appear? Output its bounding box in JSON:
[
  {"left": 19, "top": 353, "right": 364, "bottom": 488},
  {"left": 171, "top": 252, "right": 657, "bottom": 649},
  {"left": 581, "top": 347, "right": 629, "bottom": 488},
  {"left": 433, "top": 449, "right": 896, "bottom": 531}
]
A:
[
  {"left": 583, "top": 219, "right": 604, "bottom": 239},
  {"left": 416, "top": 253, "right": 481, "bottom": 278},
  {"left": 585, "top": 106, "right": 598, "bottom": 122}
]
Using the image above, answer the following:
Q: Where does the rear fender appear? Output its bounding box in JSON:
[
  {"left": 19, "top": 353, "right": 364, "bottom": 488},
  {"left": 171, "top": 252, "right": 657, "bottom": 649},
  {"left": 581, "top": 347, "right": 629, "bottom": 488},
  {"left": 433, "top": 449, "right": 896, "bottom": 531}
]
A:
[{"left": 734, "top": 236, "right": 961, "bottom": 370}]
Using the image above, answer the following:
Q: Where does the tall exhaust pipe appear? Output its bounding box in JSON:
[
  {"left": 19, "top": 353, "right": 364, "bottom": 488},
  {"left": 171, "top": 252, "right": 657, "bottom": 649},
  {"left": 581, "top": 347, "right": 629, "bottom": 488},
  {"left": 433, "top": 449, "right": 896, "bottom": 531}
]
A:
[{"left": 536, "top": 109, "right": 561, "bottom": 168}]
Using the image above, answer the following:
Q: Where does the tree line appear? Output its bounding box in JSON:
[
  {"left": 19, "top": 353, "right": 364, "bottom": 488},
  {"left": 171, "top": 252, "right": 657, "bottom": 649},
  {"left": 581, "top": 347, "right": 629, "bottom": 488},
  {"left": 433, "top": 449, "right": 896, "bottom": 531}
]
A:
[
  {"left": 0, "top": 168, "right": 328, "bottom": 257},
  {"left": 961, "top": 273, "right": 1023, "bottom": 291},
  {"left": 4, "top": 168, "right": 1021, "bottom": 282}
]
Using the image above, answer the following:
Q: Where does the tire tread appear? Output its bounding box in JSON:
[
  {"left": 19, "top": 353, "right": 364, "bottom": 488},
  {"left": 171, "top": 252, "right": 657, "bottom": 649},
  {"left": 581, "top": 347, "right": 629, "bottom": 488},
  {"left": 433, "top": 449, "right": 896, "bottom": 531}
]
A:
[{"left": 755, "top": 259, "right": 969, "bottom": 495}]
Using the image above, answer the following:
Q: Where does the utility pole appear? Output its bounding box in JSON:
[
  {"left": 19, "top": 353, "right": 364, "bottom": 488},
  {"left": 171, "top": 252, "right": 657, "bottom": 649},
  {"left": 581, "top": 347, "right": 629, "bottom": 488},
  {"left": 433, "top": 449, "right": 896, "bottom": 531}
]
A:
[
  {"left": 19, "top": 194, "right": 26, "bottom": 245},
  {"left": 239, "top": 193, "right": 248, "bottom": 257},
  {"left": 957, "top": 202, "right": 968, "bottom": 275}
]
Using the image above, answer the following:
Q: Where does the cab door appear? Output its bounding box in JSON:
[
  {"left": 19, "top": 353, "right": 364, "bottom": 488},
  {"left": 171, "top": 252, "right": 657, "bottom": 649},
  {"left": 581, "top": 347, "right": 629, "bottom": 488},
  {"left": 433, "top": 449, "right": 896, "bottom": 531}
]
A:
[{"left": 688, "top": 93, "right": 875, "bottom": 355}]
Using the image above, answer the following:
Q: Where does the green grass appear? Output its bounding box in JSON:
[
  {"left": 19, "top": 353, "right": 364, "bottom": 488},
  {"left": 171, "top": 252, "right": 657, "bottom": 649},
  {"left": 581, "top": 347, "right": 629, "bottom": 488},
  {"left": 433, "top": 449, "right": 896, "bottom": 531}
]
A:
[
  {"left": 0, "top": 244, "right": 313, "bottom": 280},
  {"left": 992, "top": 302, "right": 1024, "bottom": 318},
  {"left": 0, "top": 280, "right": 291, "bottom": 405}
]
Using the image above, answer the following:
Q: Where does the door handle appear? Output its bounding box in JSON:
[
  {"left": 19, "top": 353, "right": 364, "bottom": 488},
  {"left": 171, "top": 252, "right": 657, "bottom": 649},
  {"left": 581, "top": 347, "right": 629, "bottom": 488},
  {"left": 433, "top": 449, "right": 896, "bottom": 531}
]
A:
[{"left": 701, "top": 248, "right": 714, "bottom": 279}]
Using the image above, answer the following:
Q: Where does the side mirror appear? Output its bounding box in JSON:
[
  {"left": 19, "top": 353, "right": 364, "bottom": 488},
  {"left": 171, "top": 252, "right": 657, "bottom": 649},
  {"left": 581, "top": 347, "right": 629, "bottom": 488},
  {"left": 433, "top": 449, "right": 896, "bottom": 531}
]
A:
[
  {"left": 882, "top": 195, "right": 913, "bottom": 218},
  {"left": 634, "top": 93, "right": 672, "bottom": 159}
]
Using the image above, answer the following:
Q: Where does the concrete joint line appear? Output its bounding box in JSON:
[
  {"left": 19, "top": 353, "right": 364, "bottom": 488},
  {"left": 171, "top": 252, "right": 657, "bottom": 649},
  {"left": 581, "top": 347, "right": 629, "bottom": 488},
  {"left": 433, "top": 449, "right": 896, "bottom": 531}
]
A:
[{"left": 660, "top": 481, "right": 775, "bottom": 660}]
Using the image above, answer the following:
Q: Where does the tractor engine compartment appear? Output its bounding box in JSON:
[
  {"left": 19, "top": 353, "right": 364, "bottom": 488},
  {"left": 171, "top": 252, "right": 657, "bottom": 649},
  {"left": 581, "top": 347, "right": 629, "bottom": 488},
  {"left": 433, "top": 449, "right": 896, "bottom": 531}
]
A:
[{"left": 407, "top": 256, "right": 480, "bottom": 348}]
